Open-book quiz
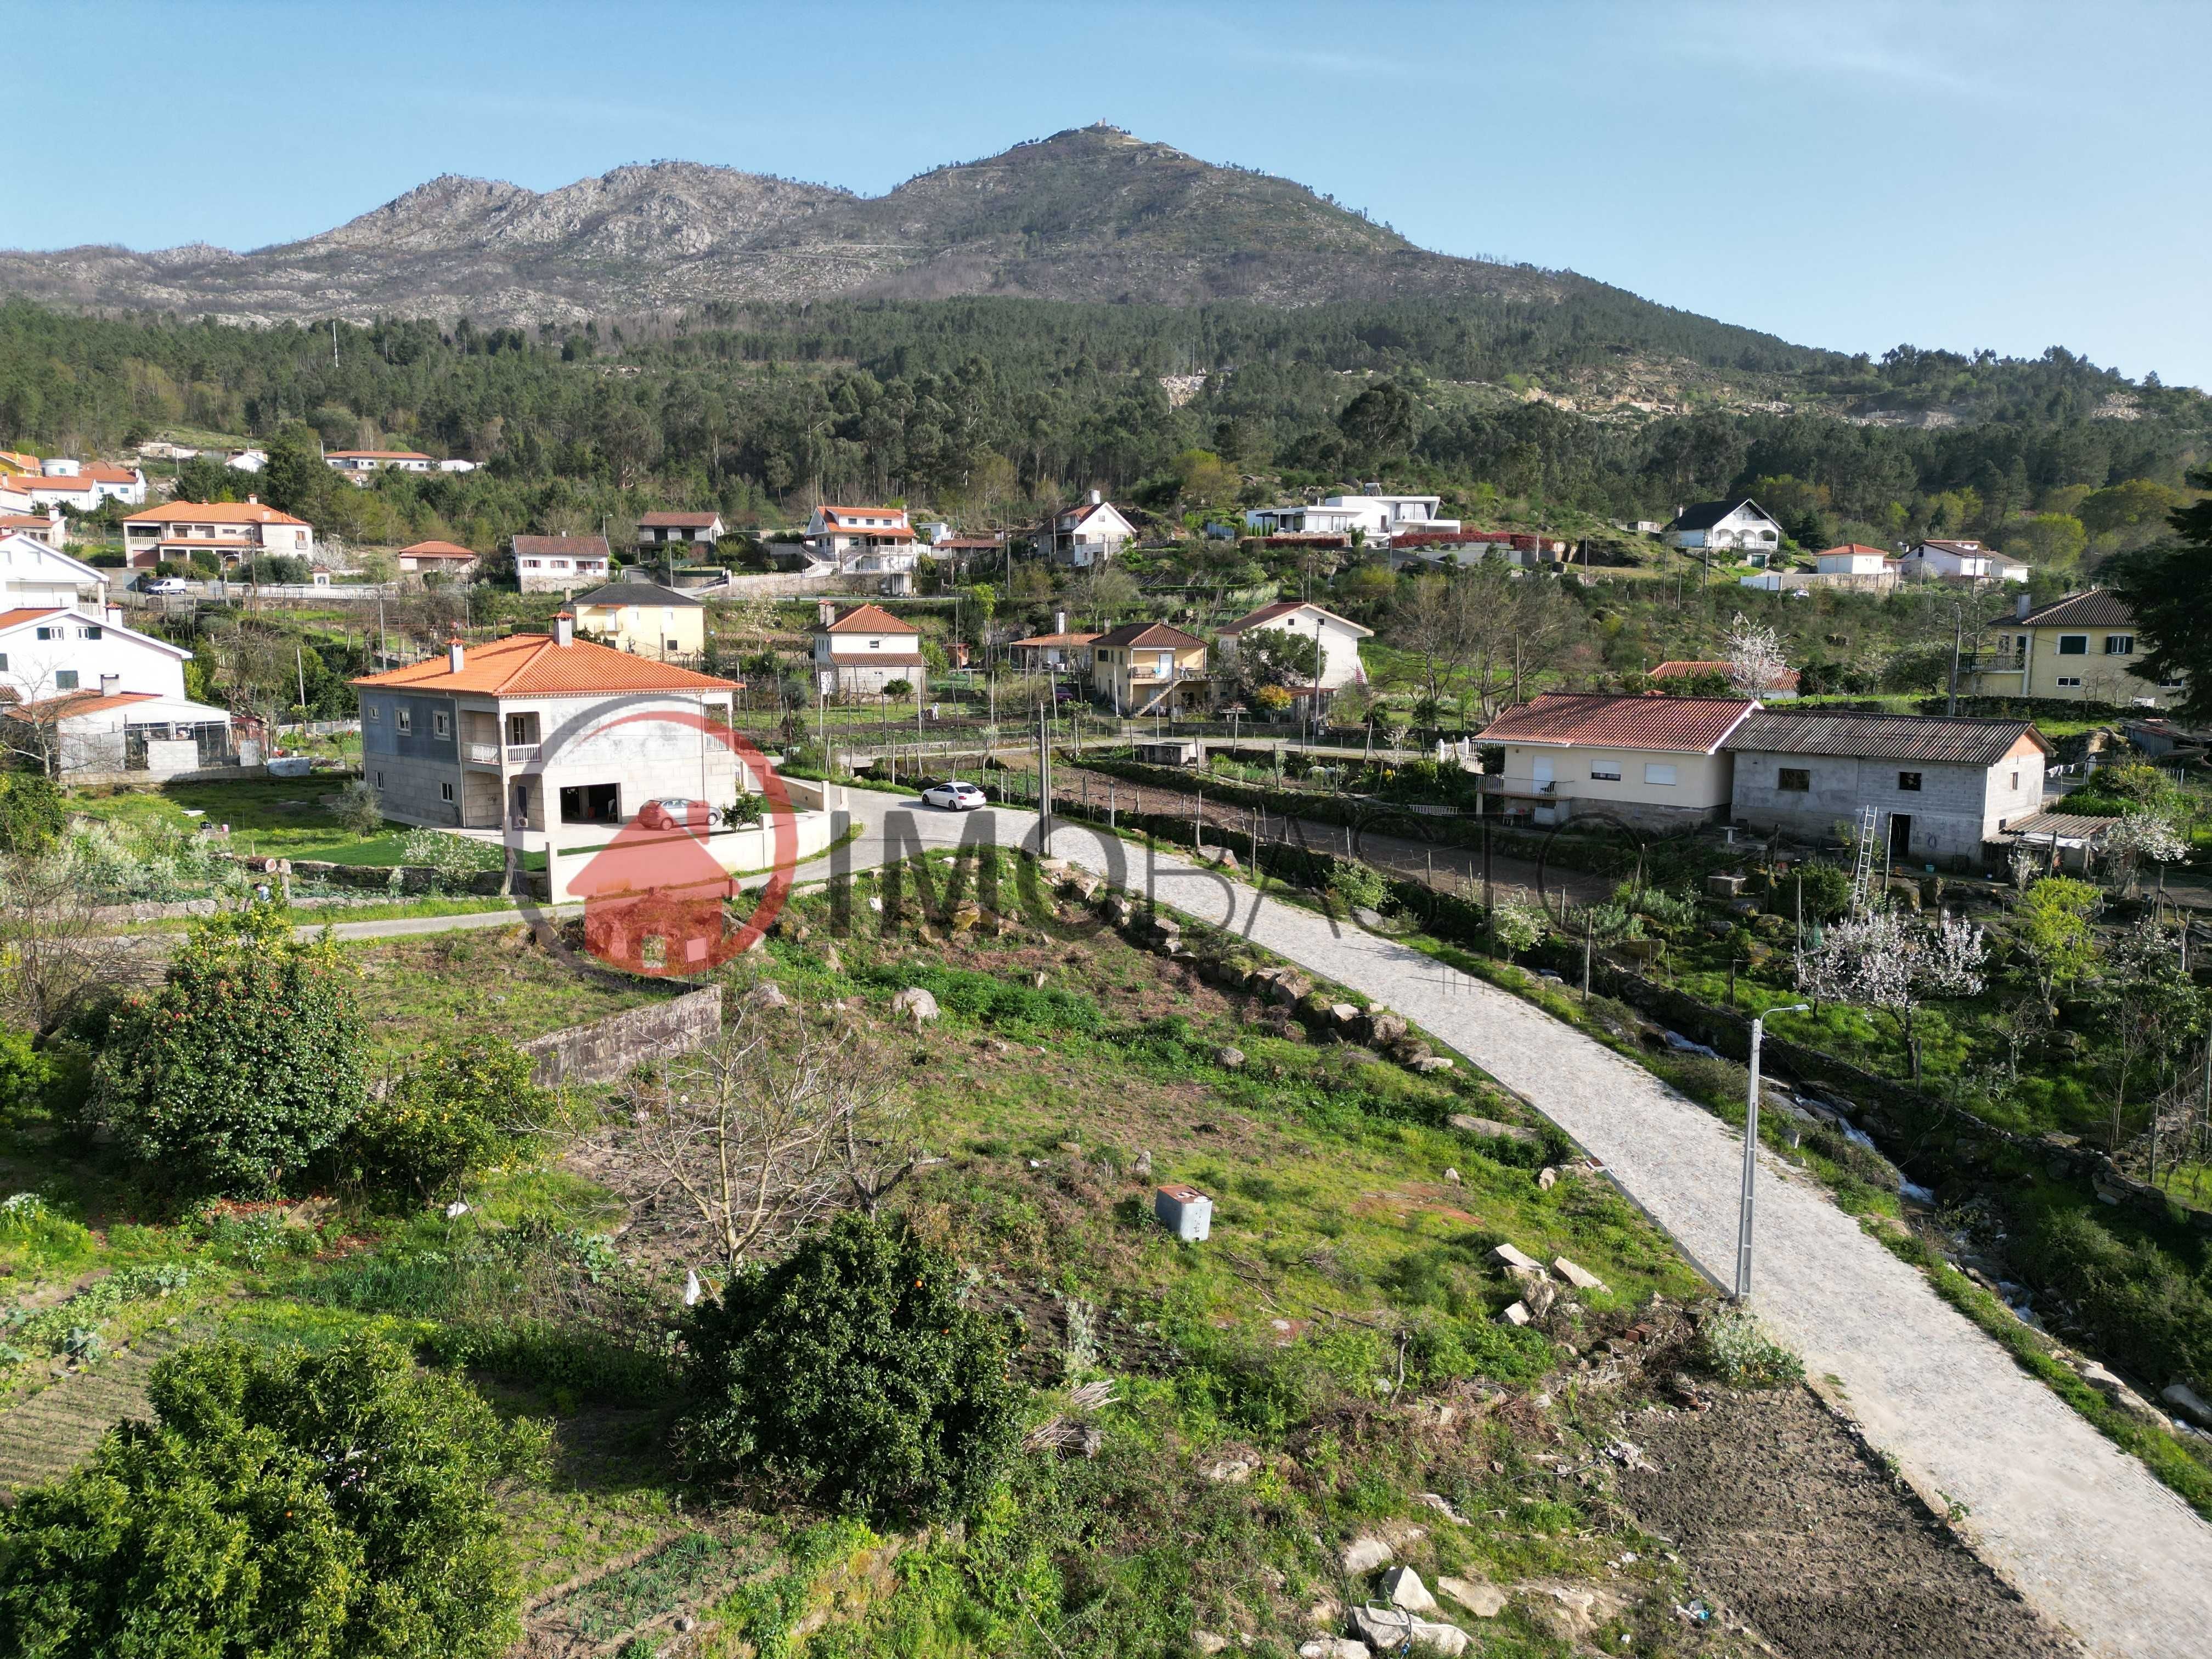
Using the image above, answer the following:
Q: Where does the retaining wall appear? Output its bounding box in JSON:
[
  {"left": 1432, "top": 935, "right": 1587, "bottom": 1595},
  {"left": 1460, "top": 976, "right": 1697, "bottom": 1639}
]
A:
[{"left": 517, "top": 984, "right": 723, "bottom": 1089}]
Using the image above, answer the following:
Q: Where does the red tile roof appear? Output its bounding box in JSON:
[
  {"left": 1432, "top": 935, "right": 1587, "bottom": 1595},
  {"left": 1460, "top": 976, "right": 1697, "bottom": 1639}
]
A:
[
  {"left": 399, "top": 540, "right": 478, "bottom": 558},
  {"left": 818, "top": 603, "right": 919, "bottom": 635},
  {"left": 1480, "top": 692, "right": 1758, "bottom": 753},
  {"left": 1091, "top": 622, "right": 1206, "bottom": 651},
  {"left": 1816, "top": 544, "right": 1893, "bottom": 560},
  {"left": 1650, "top": 659, "right": 1801, "bottom": 692},
  {"left": 351, "top": 633, "right": 738, "bottom": 697},
  {"left": 637, "top": 511, "right": 721, "bottom": 528},
  {"left": 0, "top": 606, "right": 63, "bottom": 630},
  {"left": 123, "top": 501, "right": 308, "bottom": 526},
  {"left": 0, "top": 515, "right": 57, "bottom": 530},
  {"left": 4, "top": 690, "right": 162, "bottom": 720}
]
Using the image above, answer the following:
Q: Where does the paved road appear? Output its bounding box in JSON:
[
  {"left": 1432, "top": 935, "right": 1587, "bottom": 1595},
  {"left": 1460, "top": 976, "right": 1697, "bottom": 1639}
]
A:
[{"left": 829, "top": 791, "right": 2212, "bottom": 1659}]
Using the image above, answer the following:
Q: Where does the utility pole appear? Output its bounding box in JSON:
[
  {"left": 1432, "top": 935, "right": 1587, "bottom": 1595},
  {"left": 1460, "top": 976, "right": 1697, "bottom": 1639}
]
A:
[
  {"left": 1946, "top": 605, "right": 1963, "bottom": 717},
  {"left": 1736, "top": 1004, "right": 1809, "bottom": 1301}
]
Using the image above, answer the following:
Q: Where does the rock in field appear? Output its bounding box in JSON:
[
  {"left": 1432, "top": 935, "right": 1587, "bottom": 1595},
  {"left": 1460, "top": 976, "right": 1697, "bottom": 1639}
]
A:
[
  {"left": 1339, "top": 1534, "right": 1394, "bottom": 1574},
  {"left": 890, "top": 986, "right": 940, "bottom": 1023},
  {"left": 1435, "top": 1577, "right": 1507, "bottom": 1618},
  {"left": 1380, "top": 1566, "right": 1438, "bottom": 1613}
]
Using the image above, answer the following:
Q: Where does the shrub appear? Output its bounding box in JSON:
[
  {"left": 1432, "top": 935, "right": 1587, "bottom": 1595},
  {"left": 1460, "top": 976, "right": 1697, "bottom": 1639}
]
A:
[
  {"left": 1327, "top": 860, "right": 1387, "bottom": 914},
  {"left": 1490, "top": 896, "right": 1548, "bottom": 955},
  {"left": 1773, "top": 862, "right": 1852, "bottom": 925},
  {"left": 327, "top": 777, "right": 386, "bottom": 838},
  {"left": 400, "top": 827, "right": 504, "bottom": 882},
  {"left": 90, "top": 909, "right": 367, "bottom": 1195},
  {"left": 349, "top": 1037, "right": 542, "bottom": 1200},
  {"left": 0, "top": 1030, "right": 52, "bottom": 1117},
  {"left": 682, "top": 1214, "right": 1019, "bottom": 1522},
  {"left": 1697, "top": 1309, "right": 1804, "bottom": 1387},
  {"left": 0, "top": 1335, "right": 543, "bottom": 1659},
  {"left": 0, "top": 774, "right": 65, "bottom": 854}
]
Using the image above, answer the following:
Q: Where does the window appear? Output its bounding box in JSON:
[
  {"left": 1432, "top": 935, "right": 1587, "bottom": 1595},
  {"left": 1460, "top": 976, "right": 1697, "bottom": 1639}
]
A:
[
  {"left": 396, "top": 708, "right": 412, "bottom": 734},
  {"left": 1898, "top": 771, "right": 1922, "bottom": 792},
  {"left": 34, "top": 626, "right": 54, "bottom": 640},
  {"left": 523, "top": 559, "right": 541, "bottom": 568},
  {"left": 507, "top": 714, "right": 531, "bottom": 743},
  {"left": 440, "top": 782, "right": 455, "bottom": 803},
  {"left": 2104, "top": 634, "right": 2134, "bottom": 656},
  {"left": 0, "top": 653, "right": 7, "bottom": 672},
  {"left": 433, "top": 711, "right": 451, "bottom": 738},
  {"left": 868, "top": 638, "right": 881, "bottom": 649},
  {"left": 1643, "top": 763, "right": 1677, "bottom": 786},
  {"left": 2057, "top": 676, "right": 2083, "bottom": 689},
  {"left": 2057, "top": 634, "right": 2089, "bottom": 656},
  {"left": 82, "top": 625, "right": 101, "bottom": 640},
  {"left": 365, "top": 702, "right": 380, "bottom": 721},
  {"left": 1589, "top": 761, "right": 1622, "bottom": 781},
  {"left": 55, "top": 670, "right": 78, "bottom": 690},
  {"left": 375, "top": 771, "right": 383, "bottom": 788},
  {"left": 1779, "top": 767, "right": 1811, "bottom": 792}
]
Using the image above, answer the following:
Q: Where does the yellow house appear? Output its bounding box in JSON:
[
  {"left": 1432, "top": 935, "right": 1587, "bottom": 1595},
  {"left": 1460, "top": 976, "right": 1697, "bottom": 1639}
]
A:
[
  {"left": 1088, "top": 621, "right": 1212, "bottom": 715},
  {"left": 569, "top": 580, "right": 706, "bottom": 663},
  {"left": 1967, "top": 590, "right": 2183, "bottom": 708}
]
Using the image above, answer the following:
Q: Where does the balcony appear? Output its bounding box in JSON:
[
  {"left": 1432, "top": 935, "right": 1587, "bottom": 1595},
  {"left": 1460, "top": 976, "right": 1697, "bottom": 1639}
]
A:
[
  {"left": 1963, "top": 653, "right": 2027, "bottom": 676},
  {"left": 506, "top": 744, "right": 541, "bottom": 766},
  {"left": 464, "top": 742, "right": 501, "bottom": 765}
]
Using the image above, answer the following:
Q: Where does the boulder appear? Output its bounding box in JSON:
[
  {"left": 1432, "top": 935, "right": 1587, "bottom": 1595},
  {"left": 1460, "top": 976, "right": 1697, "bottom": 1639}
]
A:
[
  {"left": 2163, "top": 1381, "right": 2212, "bottom": 1429},
  {"left": 1297, "top": 1641, "right": 1370, "bottom": 1659},
  {"left": 890, "top": 986, "right": 940, "bottom": 1024},
  {"left": 1353, "top": 906, "right": 1386, "bottom": 929},
  {"left": 1363, "top": 1011, "right": 1410, "bottom": 1046},
  {"left": 1412, "top": 1056, "right": 1455, "bottom": 1074},
  {"left": 1329, "top": 1002, "right": 1362, "bottom": 1030},
  {"left": 1442, "top": 1167, "right": 1461, "bottom": 1185},
  {"left": 1266, "top": 973, "right": 1314, "bottom": 1007},
  {"left": 1435, "top": 1578, "right": 1506, "bottom": 1619},
  {"left": 1380, "top": 1567, "right": 1438, "bottom": 1614},
  {"left": 744, "top": 981, "right": 791, "bottom": 1010},
  {"left": 2079, "top": 1363, "right": 2165, "bottom": 1425},
  {"left": 1497, "top": 1301, "right": 1532, "bottom": 1327},
  {"left": 1550, "top": 1257, "right": 1607, "bottom": 1293},
  {"left": 1536, "top": 1166, "right": 1558, "bottom": 1190},
  {"left": 1339, "top": 1535, "right": 1395, "bottom": 1575},
  {"left": 1191, "top": 1632, "right": 1230, "bottom": 1655},
  {"left": 1216, "top": 1047, "right": 1246, "bottom": 1069},
  {"left": 1450, "top": 1115, "right": 1535, "bottom": 1143},
  {"left": 819, "top": 942, "right": 843, "bottom": 974},
  {"left": 1350, "top": 1605, "right": 1469, "bottom": 1657},
  {"left": 1490, "top": 1243, "right": 1543, "bottom": 1272}
]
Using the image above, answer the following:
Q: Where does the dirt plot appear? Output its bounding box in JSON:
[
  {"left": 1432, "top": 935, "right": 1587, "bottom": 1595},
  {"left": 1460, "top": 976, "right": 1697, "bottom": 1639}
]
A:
[{"left": 1615, "top": 1385, "right": 2081, "bottom": 1659}]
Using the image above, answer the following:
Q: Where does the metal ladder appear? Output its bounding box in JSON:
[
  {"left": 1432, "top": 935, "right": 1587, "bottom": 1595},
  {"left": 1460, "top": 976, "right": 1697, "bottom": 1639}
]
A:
[{"left": 1848, "top": 804, "right": 1879, "bottom": 914}]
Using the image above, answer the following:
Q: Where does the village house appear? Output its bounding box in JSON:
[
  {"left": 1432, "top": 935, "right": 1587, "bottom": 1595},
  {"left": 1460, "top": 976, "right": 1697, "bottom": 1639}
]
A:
[
  {"left": 225, "top": 449, "right": 268, "bottom": 473},
  {"left": 0, "top": 601, "right": 232, "bottom": 776},
  {"left": 325, "top": 449, "right": 435, "bottom": 483},
  {"left": 1901, "top": 539, "right": 2029, "bottom": 584},
  {"left": 1663, "top": 499, "right": 1783, "bottom": 555},
  {"left": 0, "top": 532, "right": 107, "bottom": 608},
  {"left": 635, "top": 511, "right": 725, "bottom": 554},
  {"left": 810, "top": 602, "right": 926, "bottom": 697},
  {"left": 1246, "top": 494, "right": 1461, "bottom": 543},
  {"left": 570, "top": 580, "right": 706, "bottom": 662},
  {"left": 1039, "top": 493, "right": 1138, "bottom": 567},
  {"left": 121, "top": 499, "right": 314, "bottom": 568},
  {"left": 803, "top": 505, "right": 919, "bottom": 575},
  {"left": 7, "top": 461, "right": 146, "bottom": 511},
  {"left": 1649, "top": 659, "right": 1799, "bottom": 698},
  {"left": 352, "top": 616, "right": 743, "bottom": 831},
  {"left": 1088, "top": 621, "right": 1212, "bottom": 716},
  {"left": 0, "top": 452, "right": 40, "bottom": 478},
  {"left": 1244, "top": 503, "right": 1367, "bottom": 538},
  {"left": 511, "top": 534, "right": 612, "bottom": 594},
  {"left": 1007, "top": 613, "right": 1099, "bottom": 674},
  {"left": 1214, "top": 600, "right": 1372, "bottom": 693},
  {"left": 396, "top": 539, "right": 481, "bottom": 579},
  {"left": 1478, "top": 692, "right": 1758, "bottom": 830},
  {"left": 0, "top": 512, "right": 69, "bottom": 552},
  {"left": 930, "top": 533, "right": 1007, "bottom": 574},
  {"left": 1814, "top": 543, "right": 1897, "bottom": 578},
  {"left": 1727, "top": 709, "right": 2050, "bottom": 866},
  {"left": 1965, "top": 590, "right": 2184, "bottom": 708}
]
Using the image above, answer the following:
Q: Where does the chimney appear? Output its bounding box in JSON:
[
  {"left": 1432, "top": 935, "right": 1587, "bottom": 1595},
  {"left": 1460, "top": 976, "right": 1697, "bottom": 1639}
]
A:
[
  {"left": 105, "top": 602, "right": 122, "bottom": 627},
  {"left": 99, "top": 673, "right": 119, "bottom": 696},
  {"left": 817, "top": 599, "right": 837, "bottom": 627},
  {"left": 1053, "top": 610, "right": 1066, "bottom": 635},
  {"left": 1090, "top": 489, "right": 1102, "bottom": 506},
  {"left": 447, "top": 630, "right": 466, "bottom": 673},
  {"left": 246, "top": 494, "right": 257, "bottom": 505},
  {"left": 554, "top": 611, "right": 574, "bottom": 647},
  {"left": 2016, "top": 592, "right": 2032, "bottom": 620}
]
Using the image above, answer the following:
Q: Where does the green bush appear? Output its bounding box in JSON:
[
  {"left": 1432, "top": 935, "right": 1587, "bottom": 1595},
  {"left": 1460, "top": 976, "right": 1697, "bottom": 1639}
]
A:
[
  {"left": 91, "top": 909, "right": 367, "bottom": 1195},
  {"left": 0, "top": 1030, "right": 52, "bottom": 1117},
  {"left": 1697, "top": 1309, "right": 1804, "bottom": 1387},
  {"left": 0, "top": 1335, "right": 543, "bottom": 1659},
  {"left": 859, "top": 962, "right": 1101, "bottom": 1037},
  {"left": 1772, "top": 862, "right": 1852, "bottom": 925},
  {"left": 1327, "top": 860, "right": 1387, "bottom": 914},
  {"left": 349, "top": 1037, "right": 541, "bottom": 1200},
  {"left": 682, "top": 1214, "right": 1019, "bottom": 1522},
  {"left": 0, "top": 775, "right": 65, "bottom": 854}
]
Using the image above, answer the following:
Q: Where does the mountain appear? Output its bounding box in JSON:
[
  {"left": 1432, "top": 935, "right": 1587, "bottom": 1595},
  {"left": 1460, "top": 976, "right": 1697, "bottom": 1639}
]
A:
[{"left": 0, "top": 126, "right": 1616, "bottom": 326}]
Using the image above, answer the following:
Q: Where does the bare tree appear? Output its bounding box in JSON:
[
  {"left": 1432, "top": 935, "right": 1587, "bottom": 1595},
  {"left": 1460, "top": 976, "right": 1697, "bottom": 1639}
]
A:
[
  {"left": 0, "top": 853, "right": 142, "bottom": 1032},
  {"left": 604, "top": 996, "right": 911, "bottom": 1276}
]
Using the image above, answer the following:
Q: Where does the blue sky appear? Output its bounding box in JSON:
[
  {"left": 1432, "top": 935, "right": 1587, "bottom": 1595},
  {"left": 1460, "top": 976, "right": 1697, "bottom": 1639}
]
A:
[{"left": 13, "top": 1, "right": 2211, "bottom": 386}]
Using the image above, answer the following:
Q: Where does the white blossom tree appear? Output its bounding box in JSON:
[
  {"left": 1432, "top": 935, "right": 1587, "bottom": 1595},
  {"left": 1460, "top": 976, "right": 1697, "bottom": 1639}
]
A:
[
  {"left": 1723, "top": 613, "right": 1792, "bottom": 698},
  {"left": 2102, "top": 809, "right": 2188, "bottom": 896},
  {"left": 1797, "top": 905, "right": 1986, "bottom": 1080}
]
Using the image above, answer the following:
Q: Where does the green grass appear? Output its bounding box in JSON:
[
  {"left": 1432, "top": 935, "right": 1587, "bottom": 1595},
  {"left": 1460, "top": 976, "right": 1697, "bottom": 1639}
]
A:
[
  {"left": 346, "top": 928, "right": 671, "bottom": 1057},
  {"left": 70, "top": 777, "right": 402, "bottom": 862}
]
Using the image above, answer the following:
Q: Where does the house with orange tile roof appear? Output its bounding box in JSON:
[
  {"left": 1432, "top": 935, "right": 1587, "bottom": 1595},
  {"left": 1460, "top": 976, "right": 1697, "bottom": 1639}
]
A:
[
  {"left": 1215, "top": 600, "right": 1372, "bottom": 693},
  {"left": 802, "top": 505, "right": 919, "bottom": 576},
  {"left": 121, "top": 498, "right": 313, "bottom": 567},
  {"left": 0, "top": 601, "right": 233, "bottom": 776},
  {"left": 396, "top": 539, "right": 481, "bottom": 577},
  {"left": 1088, "top": 621, "right": 1212, "bottom": 715},
  {"left": 1477, "top": 691, "right": 1759, "bottom": 828},
  {"left": 352, "top": 614, "right": 744, "bottom": 831},
  {"left": 810, "top": 601, "right": 926, "bottom": 696},
  {"left": 8, "top": 460, "right": 146, "bottom": 510},
  {"left": 1008, "top": 611, "right": 1100, "bottom": 674}
]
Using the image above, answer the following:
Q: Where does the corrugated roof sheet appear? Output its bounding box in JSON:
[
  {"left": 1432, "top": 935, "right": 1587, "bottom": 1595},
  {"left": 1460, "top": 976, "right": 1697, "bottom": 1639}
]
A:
[
  {"left": 1996, "top": 810, "right": 2117, "bottom": 842},
  {"left": 1480, "top": 692, "right": 1757, "bottom": 753},
  {"left": 352, "top": 633, "right": 737, "bottom": 697},
  {"left": 1991, "top": 590, "right": 2136, "bottom": 629},
  {"left": 1728, "top": 710, "right": 2049, "bottom": 765}
]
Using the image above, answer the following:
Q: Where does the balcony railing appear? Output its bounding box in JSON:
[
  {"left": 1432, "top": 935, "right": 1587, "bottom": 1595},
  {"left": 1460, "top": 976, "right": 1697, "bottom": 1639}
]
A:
[{"left": 506, "top": 744, "right": 541, "bottom": 765}]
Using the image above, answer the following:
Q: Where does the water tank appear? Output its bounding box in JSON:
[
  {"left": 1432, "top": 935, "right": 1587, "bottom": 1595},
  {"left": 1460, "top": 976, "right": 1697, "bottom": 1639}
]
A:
[
  {"left": 41, "top": 458, "right": 80, "bottom": 477},
  {"left": 1154, "top": 1183, "right": 1212, "bottom": 1243}
]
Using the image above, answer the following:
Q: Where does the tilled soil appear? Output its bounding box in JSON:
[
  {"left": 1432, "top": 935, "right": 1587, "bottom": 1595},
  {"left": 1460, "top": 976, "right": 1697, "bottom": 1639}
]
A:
[{"left": 1616, "top": 1385, "right": 2082, "bottom": 1659}]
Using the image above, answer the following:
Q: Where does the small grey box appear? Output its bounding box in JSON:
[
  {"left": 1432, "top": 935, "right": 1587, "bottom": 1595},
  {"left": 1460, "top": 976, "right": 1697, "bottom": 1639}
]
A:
[{"left": 1154, "top": 1183, "right": 1212, "bottom": 1242}]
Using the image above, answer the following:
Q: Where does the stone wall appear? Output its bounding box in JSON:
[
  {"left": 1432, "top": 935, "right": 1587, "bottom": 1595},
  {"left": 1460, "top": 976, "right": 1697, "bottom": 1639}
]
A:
[{"left": 517, "top": 984, "right": 723, "bottom": 1089}]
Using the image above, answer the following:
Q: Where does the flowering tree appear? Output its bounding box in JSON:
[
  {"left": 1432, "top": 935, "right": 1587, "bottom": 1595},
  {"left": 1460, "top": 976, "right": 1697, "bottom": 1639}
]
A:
[
  {"left": 1723, "top": 613, "right": 1792, "bottom": 697},
  {"left": 2102, "top": 809, "right": 2188, "bottom": 895},
  {"left": 1797, "top": 905, "right": 1986, "bottom": 1080}
]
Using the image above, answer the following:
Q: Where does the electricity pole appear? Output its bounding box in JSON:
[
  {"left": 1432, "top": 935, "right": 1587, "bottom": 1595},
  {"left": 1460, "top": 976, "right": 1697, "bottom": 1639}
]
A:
[{"left": 1736, "top": 1003, "right": 1809, "bottom": 1301}]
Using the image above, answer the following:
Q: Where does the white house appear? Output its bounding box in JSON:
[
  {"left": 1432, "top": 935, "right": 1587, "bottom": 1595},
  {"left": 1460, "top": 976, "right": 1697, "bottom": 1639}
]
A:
[
  {"left": 436, "top": 459, "right": 477, "bottom": 474},
  {"left": 325, "top": 450, "right": 435, "bottom": 483},
  {"left": 353, "top": 618, "right": 743, "bottom": 832},
  {"left": 122, "top": 499, "right": 314, "bottom": 567},
  {"left": 810, "top": 602, "right": 927, "bottom": 696},
  {"left": 1041, "top": 493, "right": 1137, "bottom": 566},
  {"left": 1478, "top": 692, "right": 1758, "bottom": 830},
  {"left": 225, "top": 450, "right": 268, "bottom": 473},
  {"left": 1214, "top": 600, "right": 1373, "bottom": 692},
  {"left": 1902, "top": 539, "right": 2029, "bottom": 584},
  {"left": 1247, "top": 494, "right": 1459, "bottom": 541},
  {"left": 0, "top": 602, "right": 228, "bottom": 778},
  {"left": 0, "top": 533, "right": 108, "bottom": 609},
  {"left": 1663, "top": 499, "right": 1783, "bottom": 554},
  {"left": 0, "top": 602, "right": 191, "bottom": 704},
  {"left": 803, "top": 505, "right": 919, "bottom": 575},
  {"left": 511, "top": 535, "right": 612, "bottom": 594},
  {"left": 9, "top": 461, "right": 146, "bottom": 511},
  {"left": 635, "top": 511, "right": 725, "bottom": 553},
  {"left": 0, "top": 513, "right": 68, "bottom": 552},
  {"left": 1814, "top": 544, "right": 1895, "bottom": 576},
  {"left": 1244, "top": 504, "right": 1368, "bottom": 537},
  {"left": 397, "top": 540, "right": 481, "bottom": 578}
]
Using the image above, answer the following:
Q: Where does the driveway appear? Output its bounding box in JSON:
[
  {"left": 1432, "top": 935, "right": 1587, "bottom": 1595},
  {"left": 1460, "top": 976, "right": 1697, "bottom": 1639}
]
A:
[{"left": 828, "top": 789, "right": 2212, "bottom": 1659}]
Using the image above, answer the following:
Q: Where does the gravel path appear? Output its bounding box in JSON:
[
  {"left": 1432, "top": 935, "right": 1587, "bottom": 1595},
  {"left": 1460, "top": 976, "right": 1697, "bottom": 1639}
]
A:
[{"left": 834, "top": 795, "right": 2212, "bottom": 1659}]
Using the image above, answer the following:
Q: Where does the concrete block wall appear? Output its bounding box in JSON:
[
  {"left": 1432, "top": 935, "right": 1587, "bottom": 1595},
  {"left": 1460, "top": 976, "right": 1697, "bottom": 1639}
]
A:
[{"left": 517, "top": 984, "right": 723, "bottom": 1088}]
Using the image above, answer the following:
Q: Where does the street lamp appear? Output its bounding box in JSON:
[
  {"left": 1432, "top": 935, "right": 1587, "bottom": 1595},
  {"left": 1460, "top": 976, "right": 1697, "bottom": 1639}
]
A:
[{"left": 1736, "top": 1003, "right": 1809, "bottom": 1302}]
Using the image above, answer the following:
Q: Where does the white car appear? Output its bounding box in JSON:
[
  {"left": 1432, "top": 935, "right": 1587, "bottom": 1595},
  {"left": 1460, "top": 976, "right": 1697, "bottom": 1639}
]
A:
[
  {"left": 143, "top": 577, "right": 190, "bottom": 595},
  {"left": 921, "top": 780, "right": 987, "bottom": 811}
]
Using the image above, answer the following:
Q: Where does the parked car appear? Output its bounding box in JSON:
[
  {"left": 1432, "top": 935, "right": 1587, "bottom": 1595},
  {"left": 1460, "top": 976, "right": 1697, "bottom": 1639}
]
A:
[
  {"left": 921, "top": 780, "right": 987, "bottom": 811},
  {"left": 637, "top": 797, "right": 707, "bottom": 830},
  {"left": 142, "top": 576, "right": 189, "bottom": 595}
]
